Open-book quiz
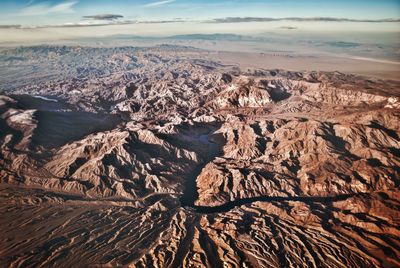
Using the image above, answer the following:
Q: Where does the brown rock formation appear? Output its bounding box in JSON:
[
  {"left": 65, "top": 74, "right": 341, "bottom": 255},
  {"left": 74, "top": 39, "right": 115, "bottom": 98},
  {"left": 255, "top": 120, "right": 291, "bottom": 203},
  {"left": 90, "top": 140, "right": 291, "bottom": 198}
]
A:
[{"left": 0, "top": 46, "right": 399, "bottom": 267}]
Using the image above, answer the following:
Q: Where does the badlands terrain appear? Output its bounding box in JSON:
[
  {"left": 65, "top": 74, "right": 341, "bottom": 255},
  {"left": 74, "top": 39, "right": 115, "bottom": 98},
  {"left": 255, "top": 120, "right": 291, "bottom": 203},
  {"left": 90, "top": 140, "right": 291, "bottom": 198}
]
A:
[{"left": 0, "top": 45, "right": 399, "bottom": 267}]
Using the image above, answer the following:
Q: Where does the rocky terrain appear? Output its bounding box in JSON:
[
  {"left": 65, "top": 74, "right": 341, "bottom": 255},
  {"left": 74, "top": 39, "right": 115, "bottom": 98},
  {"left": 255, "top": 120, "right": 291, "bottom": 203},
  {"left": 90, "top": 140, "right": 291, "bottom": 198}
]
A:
[{"left": 0, "top": 45, "right": 399, "bottom": 267}]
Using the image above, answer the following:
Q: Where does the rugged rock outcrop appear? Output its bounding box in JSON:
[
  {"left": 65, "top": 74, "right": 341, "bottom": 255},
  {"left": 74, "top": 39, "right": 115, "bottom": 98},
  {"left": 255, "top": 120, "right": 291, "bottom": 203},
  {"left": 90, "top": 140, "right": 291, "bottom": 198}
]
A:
[{"left": 0, "top": 46, "right": 399, "bottom": 267}]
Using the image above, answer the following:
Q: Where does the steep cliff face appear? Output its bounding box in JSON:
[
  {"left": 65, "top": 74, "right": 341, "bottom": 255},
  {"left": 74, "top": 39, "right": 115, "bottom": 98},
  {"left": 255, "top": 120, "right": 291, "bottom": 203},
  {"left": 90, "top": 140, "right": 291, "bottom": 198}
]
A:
[{"left": 0, "top": 46, "right": 399, "bottom": 267}]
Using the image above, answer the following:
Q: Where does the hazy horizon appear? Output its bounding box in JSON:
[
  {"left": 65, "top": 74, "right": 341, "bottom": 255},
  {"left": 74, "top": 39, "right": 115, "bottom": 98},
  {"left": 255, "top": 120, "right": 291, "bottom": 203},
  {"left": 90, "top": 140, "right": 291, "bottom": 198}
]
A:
[{"left": 0, "top": 1, "right": 399, "bottom": 78}]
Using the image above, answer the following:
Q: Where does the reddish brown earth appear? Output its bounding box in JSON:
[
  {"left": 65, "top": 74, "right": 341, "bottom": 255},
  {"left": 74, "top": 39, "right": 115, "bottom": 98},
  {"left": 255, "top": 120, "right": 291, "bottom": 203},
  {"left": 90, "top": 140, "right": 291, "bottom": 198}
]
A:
[{"left": 0, "top": 46, "right": 399, "bottom": 267}]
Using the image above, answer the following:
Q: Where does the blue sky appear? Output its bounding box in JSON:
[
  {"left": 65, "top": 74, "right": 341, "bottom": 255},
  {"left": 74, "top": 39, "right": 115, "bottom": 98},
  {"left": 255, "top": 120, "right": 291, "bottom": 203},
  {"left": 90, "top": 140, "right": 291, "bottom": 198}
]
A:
[{"left": 1, "top": 0, "right": 400, "bottom": 26}]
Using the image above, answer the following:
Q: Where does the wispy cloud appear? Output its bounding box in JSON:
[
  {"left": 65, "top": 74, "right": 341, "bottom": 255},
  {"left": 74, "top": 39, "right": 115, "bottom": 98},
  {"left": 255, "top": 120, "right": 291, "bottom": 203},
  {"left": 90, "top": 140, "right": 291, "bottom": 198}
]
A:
[
  {"left": 3, "top": 15, "right": 398, "bottom": 30},
  {"left": 2, "top": 18, "right": 189, "bottom": 29},
  {"left": 19, "top": 1, "right": 78, "bottom": 16},
  {"left": 57, "top": 20, "right": 135, "bottom": 27},
  {"left": 83, "top": 14, "right": 124, "bottom": 20},
  {"left": 209, "top": 17, "right": 400, "bottom": 23},
  {"left": 144, "top": 0, "right": 175, "bottom": 8}
]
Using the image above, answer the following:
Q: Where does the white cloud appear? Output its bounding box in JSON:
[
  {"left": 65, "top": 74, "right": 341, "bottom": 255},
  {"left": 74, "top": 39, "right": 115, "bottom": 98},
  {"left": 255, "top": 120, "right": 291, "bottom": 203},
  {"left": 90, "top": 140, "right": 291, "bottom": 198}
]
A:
[
  {"left": 19, "top": 1, "right": 78, "bottom": 16},
  {"left": 144, "top": 0, "right": 175, "bottom": 8}
]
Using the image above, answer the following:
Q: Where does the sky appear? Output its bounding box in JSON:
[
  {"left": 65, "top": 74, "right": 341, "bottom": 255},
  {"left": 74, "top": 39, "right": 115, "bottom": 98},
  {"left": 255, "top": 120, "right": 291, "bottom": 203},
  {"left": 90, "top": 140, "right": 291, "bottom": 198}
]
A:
[
  {"left": 0, "top": 0, "right": 399, "bottom": 27},
  {"left": 0, "top": 0, "right": 399, "bottom": 44}
]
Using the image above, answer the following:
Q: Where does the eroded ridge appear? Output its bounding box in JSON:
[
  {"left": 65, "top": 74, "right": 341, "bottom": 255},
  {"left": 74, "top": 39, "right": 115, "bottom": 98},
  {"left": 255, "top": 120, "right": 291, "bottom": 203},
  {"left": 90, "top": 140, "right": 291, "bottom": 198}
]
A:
[{"left": 0, "top": 46, "right": 399, "bottom": 267}]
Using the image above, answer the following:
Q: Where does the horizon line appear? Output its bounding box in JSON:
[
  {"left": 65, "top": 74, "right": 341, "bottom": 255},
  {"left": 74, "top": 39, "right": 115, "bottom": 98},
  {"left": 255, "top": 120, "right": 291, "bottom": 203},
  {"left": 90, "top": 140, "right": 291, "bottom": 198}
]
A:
[{"left": 1, "top": 16, "right": 399, "bottom": 29}]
